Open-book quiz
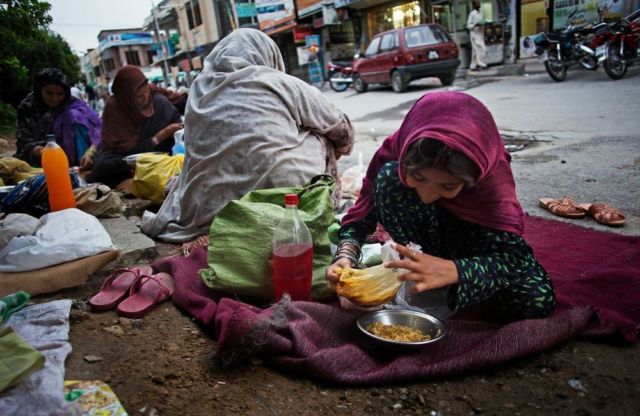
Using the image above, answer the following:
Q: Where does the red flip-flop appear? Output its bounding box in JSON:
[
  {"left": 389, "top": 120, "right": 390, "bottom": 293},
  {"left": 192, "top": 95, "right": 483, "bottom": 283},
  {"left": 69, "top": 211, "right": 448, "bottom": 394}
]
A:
[
  {"left": 89, "top": 266, "right": 153, "bottom": 311},
  {"left": 117, "top": 273, "right": 174, "bottom": 319}
]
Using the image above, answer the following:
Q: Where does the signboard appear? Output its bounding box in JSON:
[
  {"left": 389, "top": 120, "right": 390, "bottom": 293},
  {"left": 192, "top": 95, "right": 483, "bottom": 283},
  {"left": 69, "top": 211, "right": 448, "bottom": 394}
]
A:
[
  {"left": 519, "top": 35, "right": 538, "bottom": 58},
  {"left": 295, "top": 0, "right": 323, "bottom": 17},
  {"left": 296, "top": 46, "right": 316, "bottom": 65},
  {"left": 255, "top": 0, "right": 297, "bottom": 34},
  {"left": 293, "top": 25, "right": 314, "bottom": 43},
  {"left": 236, "top": 3, "right": 257, "bottom": 18},
  {"left": 305, "top": 34, "right": 321, "bottom": 49},
  {"left": 553, "top": 0, "right": 626, "bottom": 29},
  {"left": 334, "top": 0, "right": 361, "bottom": 8},
  {"left": 99, "top": 33, "right": 153, "bottom": 52}
]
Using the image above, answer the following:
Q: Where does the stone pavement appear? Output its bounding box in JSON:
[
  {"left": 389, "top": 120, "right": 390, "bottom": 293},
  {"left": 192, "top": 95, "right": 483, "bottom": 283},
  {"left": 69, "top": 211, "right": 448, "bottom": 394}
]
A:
[{"left": 456, "top": 57, "right": 547, "bottom": 79}]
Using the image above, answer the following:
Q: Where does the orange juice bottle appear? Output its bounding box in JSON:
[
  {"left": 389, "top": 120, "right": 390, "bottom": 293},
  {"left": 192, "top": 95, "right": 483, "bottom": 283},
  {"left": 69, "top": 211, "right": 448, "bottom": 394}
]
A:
[{"left": 42, "top": 134, "right": 76, "bottom": 211}]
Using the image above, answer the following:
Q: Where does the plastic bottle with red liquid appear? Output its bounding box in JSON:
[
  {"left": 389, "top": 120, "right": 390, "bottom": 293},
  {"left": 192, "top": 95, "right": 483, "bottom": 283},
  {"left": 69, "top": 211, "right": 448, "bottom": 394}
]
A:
[
  {"left": 272, "top": 194, "right": 313, "bottom": 301},
  {"left": 42, "top": 134, "right": 76, "bottom": 211}
]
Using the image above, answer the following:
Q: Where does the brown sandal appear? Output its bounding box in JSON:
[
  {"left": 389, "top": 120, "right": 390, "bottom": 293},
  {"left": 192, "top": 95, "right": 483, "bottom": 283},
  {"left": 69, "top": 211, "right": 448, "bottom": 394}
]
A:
[
  {"left": 538, "top": 197, "right": 586, "bottom": 219},
  {"left": 579, "top": 203, "right": 626, "bottom": 227}
]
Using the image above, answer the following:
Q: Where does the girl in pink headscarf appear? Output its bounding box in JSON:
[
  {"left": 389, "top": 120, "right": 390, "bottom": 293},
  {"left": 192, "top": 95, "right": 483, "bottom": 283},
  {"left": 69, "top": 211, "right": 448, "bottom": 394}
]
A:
[{"left": 326, "top": 92, "right": 555, "bottom": 320}]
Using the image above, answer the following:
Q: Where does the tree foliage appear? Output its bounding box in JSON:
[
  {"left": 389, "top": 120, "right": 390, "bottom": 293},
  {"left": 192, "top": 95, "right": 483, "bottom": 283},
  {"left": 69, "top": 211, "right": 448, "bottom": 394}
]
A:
[{"left": 0, "top": 0, "right": 80, "bottom": 109}]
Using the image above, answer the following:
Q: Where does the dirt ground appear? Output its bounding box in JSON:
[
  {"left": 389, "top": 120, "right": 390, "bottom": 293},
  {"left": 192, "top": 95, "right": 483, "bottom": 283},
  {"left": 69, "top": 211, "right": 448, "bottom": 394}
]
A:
[
  {"left": 43, "top": 265, "right": 639, "bottom": 416},
  {"left": 3, "top": 134, "right": 639, "bottom": 415}
]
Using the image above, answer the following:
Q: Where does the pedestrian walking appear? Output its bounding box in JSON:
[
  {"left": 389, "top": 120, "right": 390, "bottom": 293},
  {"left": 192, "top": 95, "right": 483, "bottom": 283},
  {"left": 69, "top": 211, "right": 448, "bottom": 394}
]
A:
[
  {"left": 467, "top": 0, "right": 487, "bottom": 70},
  {"left": 82, "top": 79, "right": 97, "bottom": 111}
]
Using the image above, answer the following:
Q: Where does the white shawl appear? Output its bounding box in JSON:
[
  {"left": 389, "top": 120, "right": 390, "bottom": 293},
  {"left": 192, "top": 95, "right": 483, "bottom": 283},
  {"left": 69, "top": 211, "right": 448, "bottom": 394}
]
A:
[{"left": 141, "top": 28, "right": 354, "bottom": 243}]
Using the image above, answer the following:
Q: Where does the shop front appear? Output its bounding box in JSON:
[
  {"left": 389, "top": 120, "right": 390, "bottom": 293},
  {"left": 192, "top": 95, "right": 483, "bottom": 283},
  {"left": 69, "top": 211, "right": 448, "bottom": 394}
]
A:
[
  {"left": 518, "top": 0, "right": 637, "bottom": 59},
  {"left": 254, "top": 0, "right": 299, "bottom": 75},
  {"left": 426, "top": 0, "right": 510, "bottom": 67}
]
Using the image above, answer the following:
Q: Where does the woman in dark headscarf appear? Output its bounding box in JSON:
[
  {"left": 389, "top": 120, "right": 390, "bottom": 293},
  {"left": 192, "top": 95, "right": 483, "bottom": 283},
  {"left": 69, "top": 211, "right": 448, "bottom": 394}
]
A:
[
  {"left": 87, "top": 65, "right": 182, "bottom": 188},
  {"left": 15, "top": 68, "right": 102, "bottom": 168},
  {"left": 326, "top": 92, "right": 555, "bottom": 321}
]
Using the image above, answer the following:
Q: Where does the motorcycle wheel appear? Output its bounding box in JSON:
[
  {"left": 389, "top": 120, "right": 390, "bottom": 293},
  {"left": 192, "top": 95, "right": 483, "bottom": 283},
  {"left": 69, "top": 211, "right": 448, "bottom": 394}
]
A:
[
  {"left": 544, "top": 52, "right": 567, "bottom": 82},
  {"left": 329, "top": 71, "right": 350, "bottom": 92},
  {"left": 603, "top": 42, "right": 628, "bottom": 80}
]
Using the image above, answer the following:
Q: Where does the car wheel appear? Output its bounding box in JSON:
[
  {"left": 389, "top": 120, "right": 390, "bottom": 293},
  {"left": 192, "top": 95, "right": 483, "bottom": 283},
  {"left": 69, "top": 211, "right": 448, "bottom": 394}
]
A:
[
  {"left": 391, "top": 71, "right": 407, "bottom": 93},
  {"left": 438, "top": 72, "right": 455, "bottom": 86},
  {"left": 353, "top": 74, "right": 368, "bottom": 93}
]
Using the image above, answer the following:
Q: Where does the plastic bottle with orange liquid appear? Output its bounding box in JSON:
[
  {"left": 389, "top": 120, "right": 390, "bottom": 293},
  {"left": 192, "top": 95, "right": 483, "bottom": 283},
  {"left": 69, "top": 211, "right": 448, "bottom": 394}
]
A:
[{"left": 42, "top": 134, "right": 76, "bottom": 211}]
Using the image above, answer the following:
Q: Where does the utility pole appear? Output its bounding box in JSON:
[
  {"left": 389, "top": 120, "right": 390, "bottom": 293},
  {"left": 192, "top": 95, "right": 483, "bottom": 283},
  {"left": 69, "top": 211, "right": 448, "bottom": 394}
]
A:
[{"left": 151, "top": 0, "right": 172, "bottom": 86}]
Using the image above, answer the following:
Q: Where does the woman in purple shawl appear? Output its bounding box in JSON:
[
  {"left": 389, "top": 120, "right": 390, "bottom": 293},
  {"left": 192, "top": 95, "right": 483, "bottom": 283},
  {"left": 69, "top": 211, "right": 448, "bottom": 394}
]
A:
[
  {"left": 15, "top": 68, "right": 102, "bottom": 168},
  {"left": 327, "top": 92, "right": 555, "bottom": 320}
]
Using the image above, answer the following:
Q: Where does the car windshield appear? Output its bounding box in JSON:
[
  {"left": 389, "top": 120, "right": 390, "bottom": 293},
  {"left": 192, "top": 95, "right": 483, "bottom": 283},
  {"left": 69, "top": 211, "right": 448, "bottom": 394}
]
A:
[{"left": 404, "top": 26, "right": 450, "bottom": 47}]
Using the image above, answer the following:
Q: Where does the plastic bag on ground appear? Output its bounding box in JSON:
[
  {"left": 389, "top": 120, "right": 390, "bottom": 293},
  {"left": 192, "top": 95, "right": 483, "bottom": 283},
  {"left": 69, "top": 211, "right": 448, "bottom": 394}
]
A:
[{"left": 130, "top": 153, "right": 184, "bottom": 204}]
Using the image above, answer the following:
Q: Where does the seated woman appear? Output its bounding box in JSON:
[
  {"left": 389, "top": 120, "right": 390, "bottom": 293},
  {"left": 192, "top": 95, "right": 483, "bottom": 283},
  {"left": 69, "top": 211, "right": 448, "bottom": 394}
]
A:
[
  {"left": 326, "top": 92, "right": 555, "bottom": 321},
  {"left": 141, "top": 28, "right": 354, "bottom": 243},
  {"left": 88, "top": 65, "right": 182, "bottom": 188},
  {"left": 15, "top": 68, "right": 102, "bottom": 169}
]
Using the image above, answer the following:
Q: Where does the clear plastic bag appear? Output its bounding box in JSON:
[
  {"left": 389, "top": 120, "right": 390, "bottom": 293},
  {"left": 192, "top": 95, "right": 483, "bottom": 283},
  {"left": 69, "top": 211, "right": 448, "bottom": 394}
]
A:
[{"left": 171, "top": 129, "right": 185, "bottom": 155}]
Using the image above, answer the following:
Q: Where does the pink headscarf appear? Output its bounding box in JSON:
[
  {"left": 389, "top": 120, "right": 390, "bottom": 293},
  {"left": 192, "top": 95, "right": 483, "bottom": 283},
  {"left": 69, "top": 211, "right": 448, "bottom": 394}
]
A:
[{"left": 342, "top": 91, "right": 524, "bottom": 236}]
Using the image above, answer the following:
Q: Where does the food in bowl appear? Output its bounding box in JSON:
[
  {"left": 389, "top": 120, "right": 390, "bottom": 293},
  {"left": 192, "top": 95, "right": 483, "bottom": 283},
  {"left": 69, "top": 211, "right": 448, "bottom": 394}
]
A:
[
  {"left": 367, "top": 322, "right": 432, "bottom": 342},
  {"left": 357, "top": 309, "right": 446, "bottom": 346}
]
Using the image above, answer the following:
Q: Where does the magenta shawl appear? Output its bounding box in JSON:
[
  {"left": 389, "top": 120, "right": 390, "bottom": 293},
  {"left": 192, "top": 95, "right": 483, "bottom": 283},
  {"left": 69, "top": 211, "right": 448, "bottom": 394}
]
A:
[{"left": 342, "top": 91, "right": 524, "bottom": 236}]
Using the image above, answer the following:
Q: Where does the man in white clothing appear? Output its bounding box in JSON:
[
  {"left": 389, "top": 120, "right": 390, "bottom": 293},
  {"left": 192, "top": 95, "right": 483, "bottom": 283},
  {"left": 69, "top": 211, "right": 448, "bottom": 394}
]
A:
[{"left": 467, "top": 0, "right": 487, "bottom": 70}]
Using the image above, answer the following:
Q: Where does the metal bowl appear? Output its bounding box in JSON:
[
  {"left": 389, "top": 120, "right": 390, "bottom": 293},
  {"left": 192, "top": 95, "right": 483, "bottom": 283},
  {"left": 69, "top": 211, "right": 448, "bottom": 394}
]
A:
[{"left": 357, "top": 309, "right": 446, "bottom": 347}]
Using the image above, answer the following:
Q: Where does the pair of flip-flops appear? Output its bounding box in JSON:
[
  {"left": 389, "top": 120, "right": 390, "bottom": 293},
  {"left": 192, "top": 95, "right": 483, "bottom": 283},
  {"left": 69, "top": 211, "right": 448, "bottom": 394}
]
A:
[
  {"left": 539, "top": 197, "right": 626, "bottom": 227},
  {"left": 89, "top": 266, "right": 174, "bottom": 318}
]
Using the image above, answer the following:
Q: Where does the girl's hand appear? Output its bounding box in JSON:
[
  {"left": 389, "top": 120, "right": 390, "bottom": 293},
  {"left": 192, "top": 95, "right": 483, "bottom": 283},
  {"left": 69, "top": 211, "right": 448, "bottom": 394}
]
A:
[
  {"left": 325, "top": 257, "right": 353, "bottom": 289},
  {"left": 384, "top": 242, "right": 459, "bottom": 293}
]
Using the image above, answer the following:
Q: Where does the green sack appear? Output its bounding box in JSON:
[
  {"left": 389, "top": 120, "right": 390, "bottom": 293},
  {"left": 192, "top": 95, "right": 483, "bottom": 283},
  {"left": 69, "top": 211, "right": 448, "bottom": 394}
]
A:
[{"left": 200, "top": 175, "right": 335, "bottom": 300}]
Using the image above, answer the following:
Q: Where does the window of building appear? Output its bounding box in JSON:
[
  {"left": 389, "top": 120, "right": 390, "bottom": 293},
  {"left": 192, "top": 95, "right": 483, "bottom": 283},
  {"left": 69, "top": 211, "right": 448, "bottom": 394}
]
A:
[
  {"left": 367, "top": 1, "right": 421, "bottom": 40},
  {"left": 125, "top": 50, "right": 141, "bottom": 66},
  {"left": 187, "top": 0, "right": 203, "bottom": 29},
  {"left": 94, "top": 66, "right": 101, "bottom": 77},
  {"left": 104, "top": 58, "right": 115, "bottom": 71}
]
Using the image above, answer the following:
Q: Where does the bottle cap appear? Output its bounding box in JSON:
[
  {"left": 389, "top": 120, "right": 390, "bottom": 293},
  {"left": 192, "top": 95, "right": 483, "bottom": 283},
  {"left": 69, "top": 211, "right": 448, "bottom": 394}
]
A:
[
  {"left": 46, "top": 134, "right": 56, "bottom": 141},
  {"left": 284, "top": 194, "right": 298, "bottom": 206}
]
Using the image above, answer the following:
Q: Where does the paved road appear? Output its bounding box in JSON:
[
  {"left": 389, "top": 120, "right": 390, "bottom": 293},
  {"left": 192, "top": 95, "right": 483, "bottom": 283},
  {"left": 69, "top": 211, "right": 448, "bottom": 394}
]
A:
[{"left": 324, "top": 66, "right": 640, "bottom": 235}]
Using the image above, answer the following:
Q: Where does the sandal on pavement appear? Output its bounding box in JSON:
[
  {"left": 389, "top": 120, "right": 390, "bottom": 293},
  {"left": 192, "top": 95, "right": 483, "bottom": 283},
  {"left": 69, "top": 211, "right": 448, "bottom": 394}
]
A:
[
  {"left": 117, "top": 273, "right": 174, "bottom": 319},
  {"left": 89, "top": 266, "right": 153, "bottom": 311},
  {"left": 538, "top": 197, "right": 586, "bottom": 219},
  {"left": 579, "top": 203, "right": 626, "bottom": 227}
]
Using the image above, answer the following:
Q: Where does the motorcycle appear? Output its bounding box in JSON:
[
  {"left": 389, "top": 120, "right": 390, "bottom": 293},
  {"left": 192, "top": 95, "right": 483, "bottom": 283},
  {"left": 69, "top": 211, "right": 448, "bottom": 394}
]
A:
[
  {"left": 602, "top": 9, "right": 640, "bottom": 80},
  {"left": 534, "top": 25, "right": 600, "bottom": 82},
  {"left": 326, "top": 61, "right": 354, "bottom": 92}
]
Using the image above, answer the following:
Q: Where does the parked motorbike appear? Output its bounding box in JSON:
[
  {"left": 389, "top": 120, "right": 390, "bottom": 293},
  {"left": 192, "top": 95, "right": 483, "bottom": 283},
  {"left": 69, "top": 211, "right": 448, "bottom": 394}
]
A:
[
  {"left": 602, "top": 9, "right": 640, "bottom": 80},
  {"left": 326, "top": 61, "right": 354, "bottom": 92},
  {"left": 534, "top": 25, "right": 600, "bottom": 82}
]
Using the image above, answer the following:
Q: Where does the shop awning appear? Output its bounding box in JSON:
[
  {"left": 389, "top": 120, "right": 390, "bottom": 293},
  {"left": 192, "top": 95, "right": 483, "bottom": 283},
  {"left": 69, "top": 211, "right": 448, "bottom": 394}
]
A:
[{"left": 334, "top": 0, "right": 389, "bottom": 9}]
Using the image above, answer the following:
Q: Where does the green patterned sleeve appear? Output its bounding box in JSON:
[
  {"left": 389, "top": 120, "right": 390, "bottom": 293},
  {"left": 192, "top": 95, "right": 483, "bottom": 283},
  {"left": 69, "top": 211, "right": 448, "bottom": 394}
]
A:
[
  {"left": 338, "top": 209, "right": 378, "bottom": 247},
  {"left": 448, "top": 232, "right": 556, "bottom": 319}
]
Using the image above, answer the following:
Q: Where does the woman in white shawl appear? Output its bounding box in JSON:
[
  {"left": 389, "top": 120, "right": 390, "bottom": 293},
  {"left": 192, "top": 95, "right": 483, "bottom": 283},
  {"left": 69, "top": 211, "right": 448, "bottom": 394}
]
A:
[{"left": 141, "top": 28, "right": 355, "bottom": 243}]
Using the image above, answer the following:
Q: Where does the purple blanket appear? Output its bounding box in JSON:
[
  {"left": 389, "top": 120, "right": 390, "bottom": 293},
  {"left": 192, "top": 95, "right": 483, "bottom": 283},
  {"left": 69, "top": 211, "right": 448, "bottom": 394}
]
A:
[{"left": 153, "top": 216, "right": 640, "bottom": 385}]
